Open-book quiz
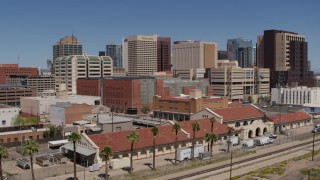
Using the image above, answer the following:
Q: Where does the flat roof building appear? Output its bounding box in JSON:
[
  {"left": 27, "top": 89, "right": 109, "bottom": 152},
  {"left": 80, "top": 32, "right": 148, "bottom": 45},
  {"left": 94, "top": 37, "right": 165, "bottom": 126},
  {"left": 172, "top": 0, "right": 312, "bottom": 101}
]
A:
[
  {"left": 20, "top": 94, "right": 101, "bottom": 117},
  {"left": 54, "top": 55, "right": 113, "bottom": 94},
  {"left": 0, "top": 85, "right": 37, "bottom": 107}
]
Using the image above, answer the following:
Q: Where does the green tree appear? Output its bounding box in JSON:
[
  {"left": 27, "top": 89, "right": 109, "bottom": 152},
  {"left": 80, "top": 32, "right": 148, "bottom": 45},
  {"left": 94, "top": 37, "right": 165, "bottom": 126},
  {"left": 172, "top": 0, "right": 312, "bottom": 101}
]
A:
[
  {"left": 12, "top": 116, "right": 40, "bottom": 127},
  {"left": 210, "top": 117, "right": 216, "bottom": 133},
  {"left": 191, "top": 122, "right": 200, "bottom": 160},
  {"left": 248, "top": 96, "right": 253, "bottom": 103},
  {"left": 172, "top": 122, "right": 181, "bottom": 164},
  {"left": 21, "top": 139, "right": 39, "bottom": 180},
  {"left": 141, "top": 105, "right": 150, "bottom": 114},
  {"left": 100, "top": 146, "right": 113, "bottom": 180},
  {"left": 127, "top": 130, "right": 140, "bottom": 173},
  {"left": 43, "top": 125, "right": 63, "bottom": 138},
  {"left": 68, "top": 132, "right": 81, "bottom": 180},
  {"left": 0, "top": 145, "right": 8, "bottom": 180},
  {"left": 151, "top": 126, "right": 159, "bottom": 170},
  {"left": 227, "top": 127, "right": 235, "bottom": 153},
  {"left": 205, "top": 133, "right": 218, "bottom": 155}
]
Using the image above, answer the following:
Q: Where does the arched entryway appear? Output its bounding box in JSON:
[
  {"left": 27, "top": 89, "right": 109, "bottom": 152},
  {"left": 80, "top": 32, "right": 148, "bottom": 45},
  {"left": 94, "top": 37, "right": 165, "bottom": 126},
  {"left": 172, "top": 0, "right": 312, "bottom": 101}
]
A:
[
  {"left": 248, "top": 130, "right": 253, "bottom": 138},
  {"left": 263, "top": 127, "right": 268, "bottom": 135},
  {"left": 256, "top": 127, "right": 261, "bottom": 137}
]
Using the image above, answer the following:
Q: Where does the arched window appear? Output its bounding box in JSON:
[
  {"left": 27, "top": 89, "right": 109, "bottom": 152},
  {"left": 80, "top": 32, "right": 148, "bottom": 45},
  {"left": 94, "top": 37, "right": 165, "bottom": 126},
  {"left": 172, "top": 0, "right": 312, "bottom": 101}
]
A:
[
  {"left": 243, "top": 121, "right": 248, "bottom": 126},
  {"left": 235, "top": 122, "right": 241, "bottom": 127}
]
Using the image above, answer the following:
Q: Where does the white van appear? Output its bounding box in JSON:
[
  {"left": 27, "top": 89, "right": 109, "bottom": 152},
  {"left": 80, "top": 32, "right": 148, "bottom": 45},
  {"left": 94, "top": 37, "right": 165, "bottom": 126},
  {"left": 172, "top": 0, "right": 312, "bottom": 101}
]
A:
[{"left": 315, "top": 124, "right": 320, "bottom": 128}]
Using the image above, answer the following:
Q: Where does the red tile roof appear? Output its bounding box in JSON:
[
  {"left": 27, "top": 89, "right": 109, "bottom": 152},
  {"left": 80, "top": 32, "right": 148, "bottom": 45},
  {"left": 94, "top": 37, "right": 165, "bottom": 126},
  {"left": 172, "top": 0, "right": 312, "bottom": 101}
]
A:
[
  {"left": 213, "top": 105, "right": 265, "bottom": 122},
  {"left": 88, "top": 118, "right": 229, "bottom": 152},
  {"left": 267, "top": 112, "right": 312, "bottom": 124},
  {"left": 228, "top": 102, "right": 243, "bottom": 107}
]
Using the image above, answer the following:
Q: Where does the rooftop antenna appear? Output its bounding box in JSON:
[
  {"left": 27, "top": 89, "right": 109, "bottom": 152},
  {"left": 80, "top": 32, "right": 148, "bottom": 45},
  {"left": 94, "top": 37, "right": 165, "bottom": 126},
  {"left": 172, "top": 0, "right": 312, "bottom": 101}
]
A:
[
  {"left": 71, "top": 31, "right": 75, "bottom": 44},
  {"left": 17, "top": 55, "right": 20, "bottom": 65}
]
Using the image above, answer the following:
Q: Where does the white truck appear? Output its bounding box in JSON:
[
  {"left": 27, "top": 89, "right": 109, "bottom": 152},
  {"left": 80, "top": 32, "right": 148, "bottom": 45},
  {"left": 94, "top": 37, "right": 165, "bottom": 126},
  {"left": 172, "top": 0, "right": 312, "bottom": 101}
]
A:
[
  {"left": 176, "top": 147, "right": 191, "bottom": 161},
  {"left": 229, "top": 136, "right": 240, "bottom": 146},
  {"left": 193, "top": 145, "right": 205, "bottom": 158},
  {"left": 254, "top": 136, "right": 270, "bottom": 146},
  {"left": 242, "top": 139, "right": 255, "bottom": 148}
]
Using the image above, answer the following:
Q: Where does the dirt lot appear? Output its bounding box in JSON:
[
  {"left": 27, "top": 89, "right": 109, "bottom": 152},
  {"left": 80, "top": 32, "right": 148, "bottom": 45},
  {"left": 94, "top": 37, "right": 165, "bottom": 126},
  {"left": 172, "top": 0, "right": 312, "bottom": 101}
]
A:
[{"left": 234, "top": 154, "right": 320, "bottom": 180}]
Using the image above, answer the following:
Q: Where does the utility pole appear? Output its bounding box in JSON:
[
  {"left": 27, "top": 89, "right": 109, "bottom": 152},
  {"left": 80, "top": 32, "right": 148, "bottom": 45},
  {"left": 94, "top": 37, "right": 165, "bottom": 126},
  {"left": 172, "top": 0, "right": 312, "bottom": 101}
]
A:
[
  {"left": 229, "top": 151, "right": 233, "bottom": 180},
  {"left": 312, "top": 132, "right": 315, "bottom": 161},
  {"left": 277, "top": 71, "right": 285, "bottom": 144},
  {"left": 111, "top": 111, "right": 114, "bottom": 132}
]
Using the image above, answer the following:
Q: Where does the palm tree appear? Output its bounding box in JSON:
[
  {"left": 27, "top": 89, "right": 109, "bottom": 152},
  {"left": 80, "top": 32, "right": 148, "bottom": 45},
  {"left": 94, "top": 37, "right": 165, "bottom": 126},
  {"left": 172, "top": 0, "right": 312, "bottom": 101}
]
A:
[
  {"left": 151, "top": 126, "right": 159, "bottom": 170},
  {"left": 100, "top": 146, "right": 113, "bottom": 180},
  {"left": 21, "top": 139, "right": 39, "bottom": 180},
  {"left": 210, "top": 117, "right": 216, "bottom": 133},
  {"left": 0, "top": 145, "right": 8, "bottom": 180},
  {"left": 68, "top": 132, "right": 81, "bottom": 180},
  {"left": 227, "top": 127, "right": 235, "bottom": 153},
  {"left": 127, "top": 130, "right": 140, "bottom": 173},
  {"left": 172, "top": 122, "right": 181, "bottom": 164},
  {"left": 191, "top": 122, "right": 200, "bottom": 160},
  {"left": 205, "top": 133, "right": 218, "bottom": 155}
]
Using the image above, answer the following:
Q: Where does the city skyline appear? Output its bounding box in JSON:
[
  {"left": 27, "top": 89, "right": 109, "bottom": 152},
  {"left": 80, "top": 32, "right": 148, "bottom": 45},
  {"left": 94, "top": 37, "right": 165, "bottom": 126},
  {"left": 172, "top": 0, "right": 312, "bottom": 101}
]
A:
[{"left": 0, "top": 0, "right": 319, "bottom": 71}]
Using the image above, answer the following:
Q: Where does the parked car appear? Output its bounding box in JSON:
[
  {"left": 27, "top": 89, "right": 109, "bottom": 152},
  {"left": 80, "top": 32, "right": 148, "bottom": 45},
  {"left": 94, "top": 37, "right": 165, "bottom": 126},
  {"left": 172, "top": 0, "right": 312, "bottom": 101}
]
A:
[
  {"left": 264, "top": 132, "right": 277, "bottom": 139},
  {"left": 312, "top": 127, "right": 320, "bottom": 133}
]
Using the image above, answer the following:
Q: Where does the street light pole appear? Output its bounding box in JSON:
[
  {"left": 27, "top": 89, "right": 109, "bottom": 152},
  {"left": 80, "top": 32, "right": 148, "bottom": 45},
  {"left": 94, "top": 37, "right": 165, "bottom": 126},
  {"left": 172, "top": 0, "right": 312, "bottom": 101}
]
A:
[
  {"left": 111, "top": 111, "right": 114, "bottom": 132},
  {"left": 229, "top": 151, "right": 233, "bottom": 180}
]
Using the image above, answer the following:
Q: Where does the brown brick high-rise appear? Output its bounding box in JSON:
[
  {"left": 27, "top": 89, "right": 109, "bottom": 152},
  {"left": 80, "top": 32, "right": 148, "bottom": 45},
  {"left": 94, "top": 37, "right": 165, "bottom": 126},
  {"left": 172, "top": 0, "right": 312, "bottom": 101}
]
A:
[{"left": 157, "top": 37, "right": 171, "bottom": 72}]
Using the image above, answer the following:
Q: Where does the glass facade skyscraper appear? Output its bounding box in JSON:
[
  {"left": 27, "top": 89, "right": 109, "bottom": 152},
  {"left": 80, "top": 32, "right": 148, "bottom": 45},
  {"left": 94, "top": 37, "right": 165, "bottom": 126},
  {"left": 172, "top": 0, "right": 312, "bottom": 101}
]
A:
[
  {"left": 106, "top": 45, "right": 123, "bottom": 68},
  {"left": 227, "top": 38, "right": 253, "bottom": 68}
]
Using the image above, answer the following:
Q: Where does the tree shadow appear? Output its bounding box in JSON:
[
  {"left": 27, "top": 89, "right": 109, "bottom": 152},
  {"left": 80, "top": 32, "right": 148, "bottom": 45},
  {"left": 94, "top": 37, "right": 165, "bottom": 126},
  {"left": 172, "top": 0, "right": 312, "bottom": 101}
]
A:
[
  {"left": 164, "top": 158, "right": 175, "bottom": 165},
  {"left": 121, "top": 167, "right": 131, "bottom": 173},
  {"left": 144, "top": 163, "right": 153, "bottom": 169},
  {"left": 98, "top": 173, "right": 110, "bottom": 179}
]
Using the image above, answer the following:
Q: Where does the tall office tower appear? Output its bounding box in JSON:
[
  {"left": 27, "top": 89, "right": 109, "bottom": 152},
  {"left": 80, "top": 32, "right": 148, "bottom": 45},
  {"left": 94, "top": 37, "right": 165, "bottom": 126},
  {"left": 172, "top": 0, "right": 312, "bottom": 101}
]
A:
[
  {"left": 252, "top": 47, "right": 256, "bottom": 67},
  {"left": 55, "top": 55, "right": 113, "bottom": 94},
  {"left": 106, "top": 45, "right": 122, "bottom": 68},
  {"left": 99, "top": 51, "right": 106, "bottom": 56},
  {"left": 257, "top": 30, "right": 314, "bottom": 88},
  {"left": 52, "top": 35, "right": 83, "bottom": 73},
  {"left": 218, "top": 50, "right": 228, "bottom": 60},
  {"left": 157, "top": 37, "right": 171, "bottom": 71},
  {"left": 123, "top": 35, "right": 158, "bottom": 76},
  {"left": 227, "top": 38, "right": 253, "bottom": 68},
  {"left": 172, "top": 41, "right": 218, "bottom": 70}
]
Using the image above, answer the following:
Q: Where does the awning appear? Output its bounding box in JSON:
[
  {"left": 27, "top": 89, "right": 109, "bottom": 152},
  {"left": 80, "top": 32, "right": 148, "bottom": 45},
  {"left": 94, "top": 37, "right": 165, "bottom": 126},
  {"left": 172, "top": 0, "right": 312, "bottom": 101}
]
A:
[
  {"left": 61, "top": 143, "right": 96, "bottom": 156},
  {"left": 90, "top": 127, "right": 102, "bottom": 132}
]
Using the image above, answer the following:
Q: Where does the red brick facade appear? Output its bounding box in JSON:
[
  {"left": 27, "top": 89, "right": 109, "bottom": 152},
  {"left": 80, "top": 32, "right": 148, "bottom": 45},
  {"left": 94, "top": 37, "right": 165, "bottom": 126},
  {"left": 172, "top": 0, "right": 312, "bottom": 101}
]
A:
[
  {"left": 77, "top": 79, "right": 101, "bottom": 96},
  {"left": 0, "top": 64, "right": 38, "bottom": 84},
  {"left": 103, "top": 79, "right": 141, "bottom": 112}
]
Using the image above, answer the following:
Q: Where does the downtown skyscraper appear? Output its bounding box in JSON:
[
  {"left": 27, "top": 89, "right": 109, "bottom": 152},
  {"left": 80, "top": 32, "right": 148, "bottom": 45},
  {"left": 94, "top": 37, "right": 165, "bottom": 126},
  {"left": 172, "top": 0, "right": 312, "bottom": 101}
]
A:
[
  {"left": 257, "top": 30, "right": 314, "bottom": 88},
  {"left": 52, "top": 35, "right": 83, "bottom": 73},
  {"left": 227, "top": 38, "right": 253, "bottom": 68}
]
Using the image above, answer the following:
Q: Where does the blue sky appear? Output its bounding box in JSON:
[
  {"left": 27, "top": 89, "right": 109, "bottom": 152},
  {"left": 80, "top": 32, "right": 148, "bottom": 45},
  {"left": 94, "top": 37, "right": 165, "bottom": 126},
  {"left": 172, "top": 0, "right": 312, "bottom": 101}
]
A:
[{"left": 0, "top": 0, "right": 319, "bottom": 71}]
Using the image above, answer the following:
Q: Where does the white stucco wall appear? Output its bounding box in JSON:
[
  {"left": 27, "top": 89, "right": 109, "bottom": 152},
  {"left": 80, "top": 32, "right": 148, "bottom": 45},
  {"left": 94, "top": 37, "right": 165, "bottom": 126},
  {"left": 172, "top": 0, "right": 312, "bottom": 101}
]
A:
[{"left": 0, "top": 106, "right": 19, "bottom": 127}]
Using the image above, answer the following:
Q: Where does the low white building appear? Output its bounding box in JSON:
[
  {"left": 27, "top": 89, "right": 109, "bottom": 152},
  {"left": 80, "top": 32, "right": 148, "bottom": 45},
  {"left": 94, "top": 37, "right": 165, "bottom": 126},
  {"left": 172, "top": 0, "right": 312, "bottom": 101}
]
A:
[
  {"left": 0, "top": 105, "right": 19, "bottom": 127},
  {"left": 20, "top": 94, "right": 101, "bottom": 117},
  {"left": 271, "top": 86, "right": 320, "bottom": 105}
]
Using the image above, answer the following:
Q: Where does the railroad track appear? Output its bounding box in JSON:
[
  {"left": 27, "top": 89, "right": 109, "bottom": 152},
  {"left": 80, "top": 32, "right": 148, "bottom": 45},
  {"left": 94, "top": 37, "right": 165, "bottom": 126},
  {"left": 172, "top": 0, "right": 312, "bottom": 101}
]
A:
[{"left": 169, "top": 138, "right": 320, "bottom": 180}]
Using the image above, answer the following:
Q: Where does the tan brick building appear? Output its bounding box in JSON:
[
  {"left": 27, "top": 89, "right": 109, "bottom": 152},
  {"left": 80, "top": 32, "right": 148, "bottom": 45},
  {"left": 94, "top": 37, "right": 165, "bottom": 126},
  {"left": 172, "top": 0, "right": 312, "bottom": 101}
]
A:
[
  {"left": 49, "top": 103, "right": 93, "bottom": 126},
  {"left": 153, "top": 89, "right": 228, "bottom": 121}
]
